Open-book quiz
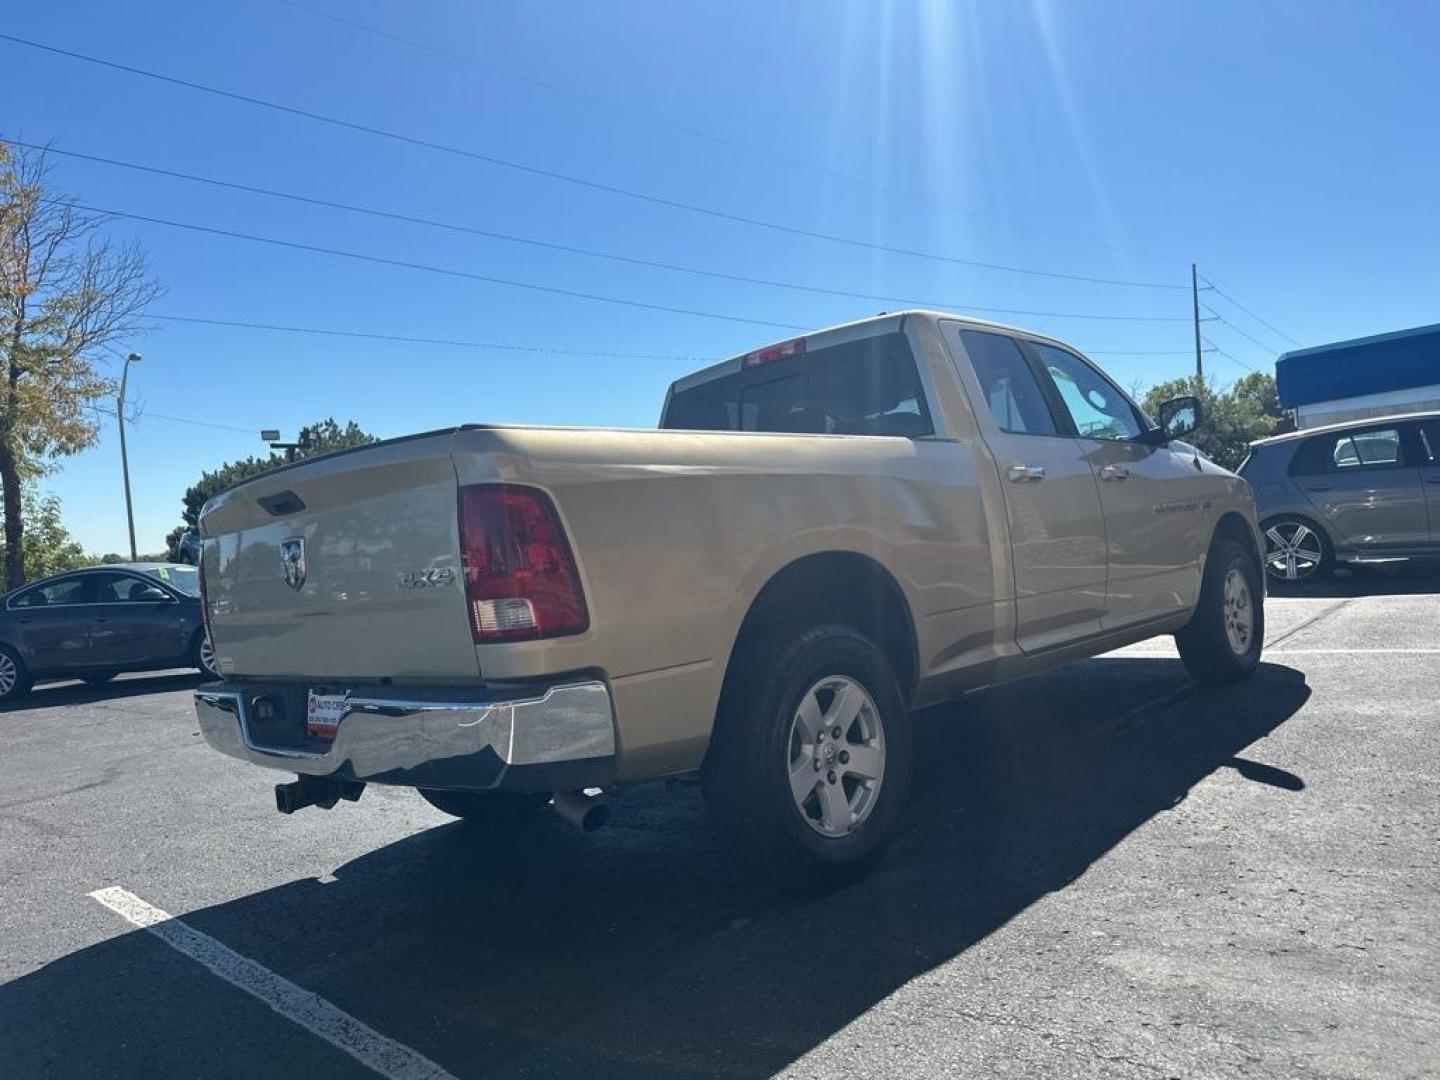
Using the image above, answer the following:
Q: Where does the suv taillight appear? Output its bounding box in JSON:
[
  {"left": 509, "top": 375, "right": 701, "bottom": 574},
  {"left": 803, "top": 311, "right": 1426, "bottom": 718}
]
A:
[{"left": 457, "top": 484, "right": 588, "bottom": 643}]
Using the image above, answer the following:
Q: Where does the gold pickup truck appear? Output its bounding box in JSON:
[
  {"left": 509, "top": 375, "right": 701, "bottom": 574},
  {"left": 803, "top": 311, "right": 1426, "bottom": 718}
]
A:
[{"left": 194, "top": 310, "right": 1264, "bottom": 890}]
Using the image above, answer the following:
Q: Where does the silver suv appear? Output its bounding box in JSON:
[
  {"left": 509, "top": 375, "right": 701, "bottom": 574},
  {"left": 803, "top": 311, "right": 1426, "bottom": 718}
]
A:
[{"left": 1241, "top": 412, "right": 1440, "bottom": 582}]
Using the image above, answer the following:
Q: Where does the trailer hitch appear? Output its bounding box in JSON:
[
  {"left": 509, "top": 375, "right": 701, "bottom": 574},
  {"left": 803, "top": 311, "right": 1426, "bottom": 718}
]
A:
[{"left": 274, "top": 775, "right": 366, "bottom": 814}]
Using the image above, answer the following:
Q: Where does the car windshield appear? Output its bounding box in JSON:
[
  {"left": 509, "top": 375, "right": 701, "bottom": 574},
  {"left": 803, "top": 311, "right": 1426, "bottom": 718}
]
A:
[{"left": 143, "top": 564, "right": 200, "bottom": 597}]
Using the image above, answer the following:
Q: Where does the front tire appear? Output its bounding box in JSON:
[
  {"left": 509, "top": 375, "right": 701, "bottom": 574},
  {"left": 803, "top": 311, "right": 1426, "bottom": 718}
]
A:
[
  {"left": 419, "top": 790, "right": 552, "bottom": 825},
  {"left": 1175, "top": 538, "right": 1265, "bottom": 685},
  {"left": 0, "top": 646, "right": 32, "bottom": 704},
  {"left": 702, "top": 623, "right": 913, "bottom": 893}
]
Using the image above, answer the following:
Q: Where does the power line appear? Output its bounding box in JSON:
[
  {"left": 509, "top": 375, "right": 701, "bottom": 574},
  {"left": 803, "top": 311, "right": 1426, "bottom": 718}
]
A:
[
  {"left": 11, "top": 140, "right": 1189, "bottom": 324},
  {"left": 89, "top": 403, "right": 258, "bottom": 434},
  {"left": 1085, "top": 348, "right": 1213, "bottom": 356},
  {"left": 75, "top": 201, "right": 812, "bottom": 330},
  {"left": 0, "top": 34, "right": 1187, "bottom": 291},
  {"left": 267, "top": 0, "right": 1181, "bottom": 268},
  {"left": 158, "top": 312, "right": 1196, "bottom": 368},
  {"left": 1198, "top": 274, "right": 1302, "bottom": 348},
  {"left": 1201, "top": 306, "right": 1284, "bottom": 359},
  {"left": 1200, "top": 336, "right": 1261, "bottom": 375},
  {"left": 152, "top": 314, "right": 711, "bottom": 361}
]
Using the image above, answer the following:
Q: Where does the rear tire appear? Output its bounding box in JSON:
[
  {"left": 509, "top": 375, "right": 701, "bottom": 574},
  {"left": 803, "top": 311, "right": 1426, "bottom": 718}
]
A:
[
  {"left": 0, "top": 646, "right": 32, "bottom": 704},
  {"left": 1176, "top": 537, "right": 1265, "bottom": 685},
  {"left": 193, "top": 632, "right": 220, "bottom": 678},
  {"left": 1261, "top": 515, "right": 1331, "bottom": 584},
  {"left": 702, "top": 623, "right": 913, "bottom": 894},
  {"left": 419, "top": 790, "right": 552, "bottom": 825}
]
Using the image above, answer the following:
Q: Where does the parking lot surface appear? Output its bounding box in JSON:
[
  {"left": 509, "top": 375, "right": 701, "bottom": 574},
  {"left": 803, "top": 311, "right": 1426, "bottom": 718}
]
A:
[{"left": 2, "top": 579, "right": 1437, "bottom": 1079}]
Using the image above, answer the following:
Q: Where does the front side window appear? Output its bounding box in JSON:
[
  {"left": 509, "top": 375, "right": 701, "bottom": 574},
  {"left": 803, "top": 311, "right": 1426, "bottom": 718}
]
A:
[
  {"left": 663, "top": 332, "right": 933, "bottom": 437},
  {"left": 959, "top": 330, "right": 1058, "bottom": 436},
  {"left": 10, "top": 577, "right": 89, "bottom": 608},
  {"left": 89, "top": 572, "right": 170, "bottom": 603},
  {"left": 144, "top": 564, "right": 200, "bottom": 597},
  {"left": 1033, "top": 344, "right": 1144, "bottom": 441}
]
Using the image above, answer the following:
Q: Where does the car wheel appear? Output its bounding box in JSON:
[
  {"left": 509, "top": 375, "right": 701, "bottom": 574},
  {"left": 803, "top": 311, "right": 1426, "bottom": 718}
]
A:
[
  {"left": 702, "top": 622, "right": 913, "bottom": 893},
  {"left": 0, "top": 646, "right": 33, "bottom": 704},
  {"left": 193, "top": 633, "right": 220, "bottom": 678},
  {"left": 418, "top": 790, "right": 553, "bottom": 825},
  {"left": 1175, "top": 537, "right": 1265, "bottom": 685},
  {"left": 1261, "top": 516, "right": 1331, "bottom": 583}
]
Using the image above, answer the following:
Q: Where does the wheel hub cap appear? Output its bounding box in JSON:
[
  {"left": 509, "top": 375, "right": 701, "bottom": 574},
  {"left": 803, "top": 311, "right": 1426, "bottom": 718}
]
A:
[
  {"left": 1223, "top": 568, "right": 1253, "bottom": 656},
  {"left": 1264, "top": 522, "right": 1322, "bottom": 581},
  {"left": 786, "top": 675, "right": 886, "bottom": 838}
]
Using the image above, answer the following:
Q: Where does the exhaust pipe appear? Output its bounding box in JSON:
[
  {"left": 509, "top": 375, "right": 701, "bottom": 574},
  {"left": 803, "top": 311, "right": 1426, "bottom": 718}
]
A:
[
  {"left": 275, "top": 776, "right": 365, "bottom": 814},
  {"left": 552, "top": 789, "right": 611, "bottom": 832}
]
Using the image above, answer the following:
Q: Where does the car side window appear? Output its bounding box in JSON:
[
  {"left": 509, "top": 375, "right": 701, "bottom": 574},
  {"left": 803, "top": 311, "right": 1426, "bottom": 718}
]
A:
[
  {"left": 1292, "top": 427, "right": 1406, "bottom": 475},
  {"left": 9, "top": 577, "right": 90, "bottom": 608},
  {"left": 959, "top": 330, "right": 1058, "bottom": 436},
  {"left": 1032, "top": 344, "right": 1144, "bottom": 441},
  {"left": 89, "top": 572, "right": 166, "bottom": 603}
]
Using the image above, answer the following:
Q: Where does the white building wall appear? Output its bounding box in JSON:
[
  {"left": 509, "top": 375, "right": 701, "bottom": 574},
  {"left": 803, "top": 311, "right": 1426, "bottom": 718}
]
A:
[{"left": 1295, "top": 384, "right": 1440, "bottom": 428}]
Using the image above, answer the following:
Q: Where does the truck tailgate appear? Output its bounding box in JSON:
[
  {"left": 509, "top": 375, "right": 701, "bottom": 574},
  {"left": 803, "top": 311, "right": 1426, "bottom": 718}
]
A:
[{"left": 199, "top": 430, "right": 479, "bottom": 680}]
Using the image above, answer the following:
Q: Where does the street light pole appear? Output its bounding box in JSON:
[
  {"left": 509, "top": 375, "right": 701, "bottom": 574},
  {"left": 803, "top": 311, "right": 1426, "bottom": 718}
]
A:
[{"left": 118, "top": 352, "right": 142, "bottom": 561}]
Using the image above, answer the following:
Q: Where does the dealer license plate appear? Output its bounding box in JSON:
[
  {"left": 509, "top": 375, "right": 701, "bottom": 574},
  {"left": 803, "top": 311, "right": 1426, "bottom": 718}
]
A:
[{"left": 306, "top": 690, "right": 349, "bottom": 740}]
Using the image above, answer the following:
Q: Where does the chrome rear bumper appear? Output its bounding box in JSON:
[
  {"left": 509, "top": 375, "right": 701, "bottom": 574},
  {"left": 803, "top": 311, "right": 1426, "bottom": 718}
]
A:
[{"left": 194, "top": 680, "right": 616, "bottom": 792}]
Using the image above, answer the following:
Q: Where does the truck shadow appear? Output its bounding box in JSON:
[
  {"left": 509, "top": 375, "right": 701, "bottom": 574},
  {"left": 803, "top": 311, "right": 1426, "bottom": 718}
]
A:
[{"left": 0, "top": 658, "right": 1311, "bottom": 1079}]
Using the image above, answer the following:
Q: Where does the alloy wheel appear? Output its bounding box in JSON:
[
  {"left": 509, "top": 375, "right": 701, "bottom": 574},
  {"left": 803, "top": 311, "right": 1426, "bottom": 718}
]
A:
[
  {"left": 1264, "top": 521, "right": 1324, "bottom": 581},
  {"left": 785, "top": 675, "right": 886, "bottom": 837},
  {"left": 0, "top": 653, "right": 16, "bottom": 697},
  {"left": 199, "top": 636, "right": 218, "bottom": 676}
]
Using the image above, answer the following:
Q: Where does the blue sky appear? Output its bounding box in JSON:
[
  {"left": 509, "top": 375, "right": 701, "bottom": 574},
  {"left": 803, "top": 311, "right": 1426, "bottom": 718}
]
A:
[{"left": 5, "top": 0, "right": 1438, "bottom": 554}]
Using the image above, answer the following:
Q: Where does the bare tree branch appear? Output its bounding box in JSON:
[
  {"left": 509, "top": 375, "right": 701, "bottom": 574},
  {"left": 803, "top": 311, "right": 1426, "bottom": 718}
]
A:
[{"left": 0, "top": 139, "right": 163, "bottom": 587}]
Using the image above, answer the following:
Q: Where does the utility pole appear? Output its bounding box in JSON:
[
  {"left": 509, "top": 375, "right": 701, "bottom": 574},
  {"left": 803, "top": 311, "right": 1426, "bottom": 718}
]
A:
[
  {"left": 118, "top": 352, "right": 142, "bottom": 561},
  {"left": 1191, "top": 263, "right": 1204, "bottom": 386}
]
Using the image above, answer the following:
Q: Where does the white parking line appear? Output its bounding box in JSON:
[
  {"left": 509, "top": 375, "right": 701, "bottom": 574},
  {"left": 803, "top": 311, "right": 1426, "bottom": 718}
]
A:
[
  {"left": 89, "top": 886, "right": 456, "bottom": 1080},
  {"left": 1113, "top": 647, "right": 1440, "bottom": 657}
]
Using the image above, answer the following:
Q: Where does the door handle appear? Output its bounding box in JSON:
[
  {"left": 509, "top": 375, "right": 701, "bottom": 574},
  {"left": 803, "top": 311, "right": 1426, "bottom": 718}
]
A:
[
  {"left": 1007, "top": 463, "right": 1046, "bottom": 482},
  {"left": 1305, "top": 483, "right": 1334, "bottom": 492},
  {"left": 1100, "top": 464, "right": 1131, "bottom": 481},
  {"left": 92, "top": 617, "right": 110, "bottom": 624}
]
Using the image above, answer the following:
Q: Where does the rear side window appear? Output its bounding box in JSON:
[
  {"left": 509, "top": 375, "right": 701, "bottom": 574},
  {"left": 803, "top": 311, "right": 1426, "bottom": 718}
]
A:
[
  {"left": 10, "top": 577, "right": 89, "bottom": 607},
  {"left": 960, "top": 330, "right": 1058, "bottom": 436},
  {"left": 1290, "top": 426, "right": 1407, "bottom": 475},
  {"left": 664, "top": 333, "right": 933, "bottom": 437}
]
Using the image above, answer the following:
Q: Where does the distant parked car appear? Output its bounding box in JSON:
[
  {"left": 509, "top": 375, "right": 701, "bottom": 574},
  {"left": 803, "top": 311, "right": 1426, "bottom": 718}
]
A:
[
  {"left": 1240, "top": 412, "right": 1440, "bottom": 582},
  {"left": 0, "top": 563, "right": 217, "bottom": 703}
]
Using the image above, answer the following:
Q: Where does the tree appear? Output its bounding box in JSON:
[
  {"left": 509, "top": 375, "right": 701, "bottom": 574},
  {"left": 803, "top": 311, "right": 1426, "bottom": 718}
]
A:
[
  {"left": 0, "top": 486, "right": 88, "bottom": 582},
  {"left": 178, "top": 418, "right": 379, "bottom": 530},
  {"left": 0, "top": 142, "right": 161, "bottom": 589},
  {"left": 1141, "top": 372, "right": 1285, "bottom": 471}
]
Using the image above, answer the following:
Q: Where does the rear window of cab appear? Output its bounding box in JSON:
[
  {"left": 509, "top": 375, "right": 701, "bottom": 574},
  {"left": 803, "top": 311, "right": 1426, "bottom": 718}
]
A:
[{"left": 663, "top": 332, "right": 933, "bottom": 437}]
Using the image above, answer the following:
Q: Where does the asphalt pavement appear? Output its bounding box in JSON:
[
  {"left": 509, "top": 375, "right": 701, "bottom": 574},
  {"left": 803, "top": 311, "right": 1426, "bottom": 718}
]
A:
[{"left": 2, "top": 574, "right": 1437, "bottom": 1079}]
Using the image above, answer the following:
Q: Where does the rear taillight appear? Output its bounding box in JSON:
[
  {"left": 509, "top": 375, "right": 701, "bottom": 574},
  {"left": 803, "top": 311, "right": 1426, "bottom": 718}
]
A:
[{"left": 457, "top": 485, "right": 588, "bottom": 643}]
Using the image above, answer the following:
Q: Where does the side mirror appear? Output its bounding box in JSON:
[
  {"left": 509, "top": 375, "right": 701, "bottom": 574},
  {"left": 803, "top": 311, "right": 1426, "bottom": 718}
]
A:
[
  {"left": 1157, "top": 395, "right": 1202, "bottom": 442},
  {"left": 137, "top": 587, "right": 172, "bottom": 602}
]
